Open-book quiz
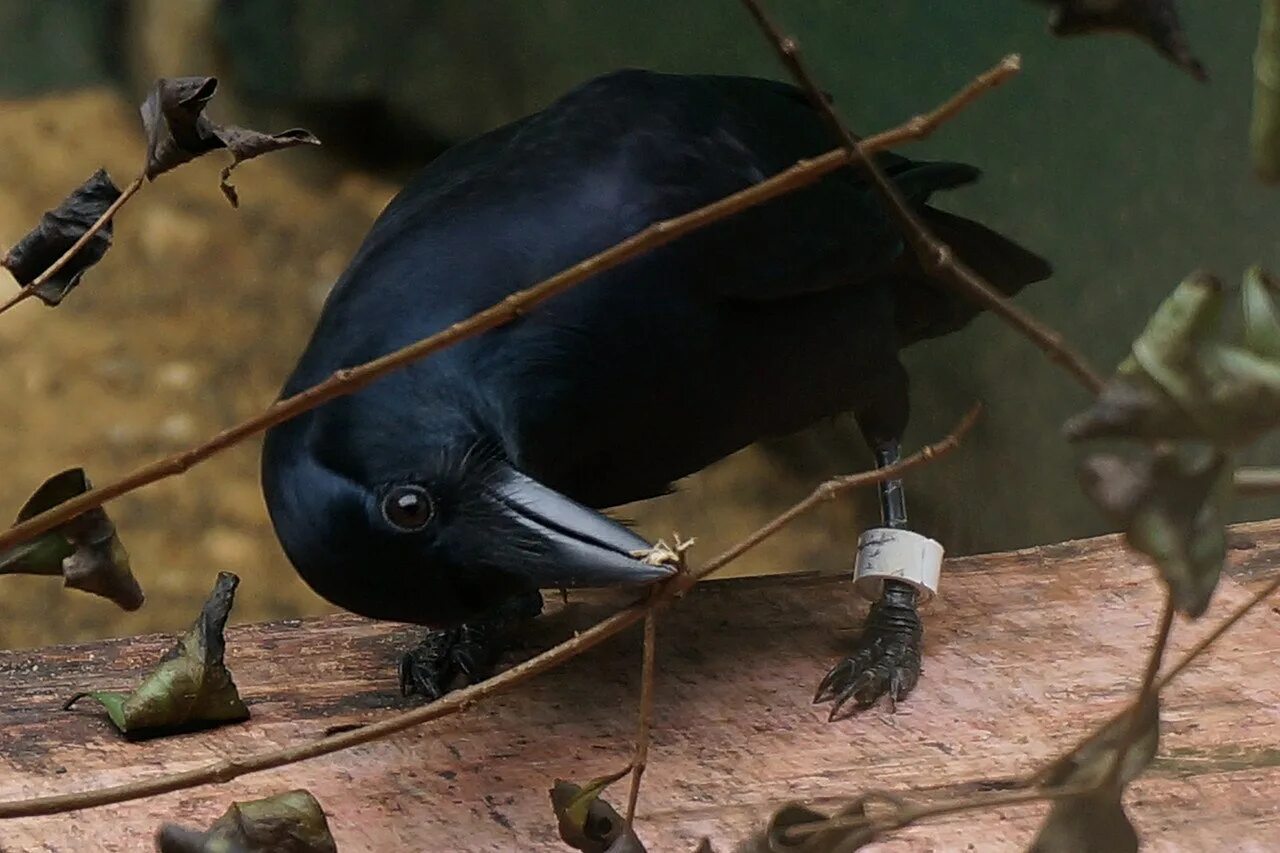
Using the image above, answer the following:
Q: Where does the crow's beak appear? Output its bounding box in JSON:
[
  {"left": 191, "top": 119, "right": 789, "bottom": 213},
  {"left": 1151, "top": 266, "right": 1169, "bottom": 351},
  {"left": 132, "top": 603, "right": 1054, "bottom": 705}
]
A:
[{"left": 489, "top": 467, "right": 675, "bottom": 589}]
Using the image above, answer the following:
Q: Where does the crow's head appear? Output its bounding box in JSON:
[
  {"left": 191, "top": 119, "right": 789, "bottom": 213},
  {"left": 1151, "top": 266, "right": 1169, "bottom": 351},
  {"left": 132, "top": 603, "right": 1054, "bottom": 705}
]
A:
[{"left": 260, "top": 389, "right": 673, "bottom": 627}]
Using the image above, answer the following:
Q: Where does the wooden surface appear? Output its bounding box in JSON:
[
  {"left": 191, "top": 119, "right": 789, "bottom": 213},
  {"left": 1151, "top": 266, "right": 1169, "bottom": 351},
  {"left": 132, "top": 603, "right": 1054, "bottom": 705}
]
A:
[{"left": 2, "top": 522, "right": 1280, "bottom": 852}]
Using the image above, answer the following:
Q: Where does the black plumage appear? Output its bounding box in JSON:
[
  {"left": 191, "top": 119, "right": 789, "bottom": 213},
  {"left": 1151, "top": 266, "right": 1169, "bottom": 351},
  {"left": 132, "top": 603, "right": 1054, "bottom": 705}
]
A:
[{"left": 261, "top": 69, "right": 1050, "bottom": 702}]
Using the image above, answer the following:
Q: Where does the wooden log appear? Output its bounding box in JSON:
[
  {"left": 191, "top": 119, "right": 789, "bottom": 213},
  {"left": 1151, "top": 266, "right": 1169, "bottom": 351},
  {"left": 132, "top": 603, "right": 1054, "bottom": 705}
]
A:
[{"left": 2, "top": 521, "right": 1279, "bottom": 851}]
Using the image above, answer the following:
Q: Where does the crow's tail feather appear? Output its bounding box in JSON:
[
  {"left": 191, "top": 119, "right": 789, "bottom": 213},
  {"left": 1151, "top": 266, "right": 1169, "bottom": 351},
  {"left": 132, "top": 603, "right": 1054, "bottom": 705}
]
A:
[{"left": 892, "top": 205, "right": 1052, "bottom": 345}]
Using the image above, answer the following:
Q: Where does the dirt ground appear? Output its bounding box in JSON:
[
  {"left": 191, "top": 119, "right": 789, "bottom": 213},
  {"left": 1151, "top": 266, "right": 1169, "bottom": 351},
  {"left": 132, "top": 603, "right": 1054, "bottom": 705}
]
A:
[{"left": 0, "top": 89, "right": 874, "bottom": 650}]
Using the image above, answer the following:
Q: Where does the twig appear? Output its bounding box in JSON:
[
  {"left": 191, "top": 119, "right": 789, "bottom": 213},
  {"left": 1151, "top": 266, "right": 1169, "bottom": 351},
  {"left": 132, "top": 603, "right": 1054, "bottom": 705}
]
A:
[
  {"left": 1232, "top": 466, "right": 1280, "bottom": 495},
  {"left": 1032, "top": 571, "right": 1280, "bottom": 787},
  {"left": 1157, "top": 571, "right": 1280, "bottom": 688},
  {"left": 0, "top": 174, "right": 145, "bottom": 316},
  {"left": 1103, "top": 591, "right": 1174, "bottom": 786},
  {"left": 625, "top": 612, "right": 658, "bottom": 827},
  {"left": 738, "top": 0, "right": 1104, "bottom": 395},
  {"left": 0, "top": 60, "right": 1017, "bottom": 556},
  {"left": 0, "top": 407, "right": 978, "bottom": 819},
  {"left": 785, "top": 781, "right": 1095, "bottom": 842}
]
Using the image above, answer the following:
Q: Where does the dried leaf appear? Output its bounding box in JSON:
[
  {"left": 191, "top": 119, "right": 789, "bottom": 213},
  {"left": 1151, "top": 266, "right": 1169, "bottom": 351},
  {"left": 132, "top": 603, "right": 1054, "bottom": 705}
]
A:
[
  {"left": 1040, "top": 697, "right": 1159, "bottom": 790},
  {"left": 140, "top": 76, "right": 320, "bottom": 205},
  {"left": 1065, "top": 271, "right": 1280, "bottom": 447},
  {"left": 65, "top": 572, "right": 249, "bottom": 736},
  {"left": 1029, "top": 788, "right": 1139, "bottom": 853},
  {"left": 155, "top": 789, "right": 337, "bottom": 853},
  {"left": 155, "top": 826, "right": 251, "bottom": 853},
  {"left": 733, "top": 801, "right": 876, "bottom": 852},
  {"left": 216, "top": 127, "right": 320, "bottom": 208},
  {"left": 550, "top": 767, "right": 646, "bottom": 853},
  {"left": 0, "top": 468, "right": 143, "bottom": 610},
  {"left": 1031, "top": 0, "right": 1205, "bottom": 80},
  {"left": 1, "top": 170, "right": 122, "bottom": 305},
  {"left": 1031, "top": 699, "right": 1158, "bottom": 852},
  {"left": 1079, "top": 448, "right": 1229, "bottom": 616}
]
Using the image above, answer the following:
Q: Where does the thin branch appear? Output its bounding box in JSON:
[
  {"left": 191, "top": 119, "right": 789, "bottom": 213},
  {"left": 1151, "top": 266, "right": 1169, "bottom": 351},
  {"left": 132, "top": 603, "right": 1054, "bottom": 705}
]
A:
[
  {"left": 738, "top": 0, "right": 1104, "bottom": 395},
  {"left": 1103, "top": 591, "right": 1174, "bottom": 786},
  {"left": 0, "top": 174, "right": 145, "bottom": 316},
  {"left": 785, "top": 781, "right": 1095, "bottom": 843},
  {"left": 695, "top": 403, "right": 981, "bottom": 582},
  {"left": 0, "top": 60, "right": 1017, "bottom": 557},
  {"left": 0, "top": 407, "right": 978, "bottom": 819},
  {"left": 625, "top": 612, "right": 658, "bottom": 827},
  {"left": 1031, "top": 570, "right": 1280, "bottom": 788},
  {"left": 1231, "top": 466, "right": 1280, "bottom": 495},
  {"left": 1157, "top": 571, "right": 1280, "bottom": 688}
]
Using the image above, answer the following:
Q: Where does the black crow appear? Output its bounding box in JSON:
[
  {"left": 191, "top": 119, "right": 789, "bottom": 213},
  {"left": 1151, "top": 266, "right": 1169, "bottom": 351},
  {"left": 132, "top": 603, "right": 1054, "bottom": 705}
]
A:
[{"left": 261, "top": 69, "right": 1050, "bottom": 711}]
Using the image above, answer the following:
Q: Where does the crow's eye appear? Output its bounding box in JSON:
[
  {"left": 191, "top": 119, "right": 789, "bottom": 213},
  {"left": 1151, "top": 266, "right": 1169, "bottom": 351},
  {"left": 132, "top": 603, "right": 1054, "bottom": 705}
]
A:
[{"left": 381, "top": 485, "right": 435, "bottom": 531}]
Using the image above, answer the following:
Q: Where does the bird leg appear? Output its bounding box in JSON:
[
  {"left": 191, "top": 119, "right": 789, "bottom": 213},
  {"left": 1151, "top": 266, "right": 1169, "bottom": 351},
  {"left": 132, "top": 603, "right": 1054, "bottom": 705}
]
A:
[
  {"left": 814, "top": 439, "right": 924, "bottom": 719},
  {"left": 399, "top": 589, "right": 544, "bottom": 700}
]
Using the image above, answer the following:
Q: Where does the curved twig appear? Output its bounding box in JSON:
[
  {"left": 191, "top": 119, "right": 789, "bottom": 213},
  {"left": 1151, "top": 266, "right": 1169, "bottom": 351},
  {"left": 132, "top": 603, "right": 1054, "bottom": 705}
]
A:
[
  {"left": 739, "top": 0, "right": 1104, "bottom": 395},
  {"left": 0, "top": 407, "right": 979, "bottom": 819},
  {"left": 0, "top": 57, "right": 1021, "bottom": 557}
]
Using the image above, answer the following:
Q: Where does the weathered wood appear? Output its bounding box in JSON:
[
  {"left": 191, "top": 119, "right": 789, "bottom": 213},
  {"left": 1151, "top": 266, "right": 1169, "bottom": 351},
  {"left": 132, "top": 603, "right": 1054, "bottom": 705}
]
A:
[{"left": 2, "top": 521, "right": 1279, "bottom": 851}]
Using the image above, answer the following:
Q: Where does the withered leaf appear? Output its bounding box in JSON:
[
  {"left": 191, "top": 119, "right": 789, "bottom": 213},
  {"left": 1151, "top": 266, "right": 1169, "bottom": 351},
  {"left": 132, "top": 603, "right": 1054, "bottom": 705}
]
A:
[
  {"left": 733, "top": 801, "right": 876, "bottom": 853},
  {"left": 1, "top": 170, "right": 122, "bottom": 305},
  {"left": 1031, "top": 0, "right": 1205, "bottom": 80},
  {"left": 155, "top": 827, "right": 251, "bottom": 853},
  {"left": 550, "top": 767, "right": 646, "bottom": 853},
  {"left": 0, "top": 468, "right": 142, "bottom": 610},
  {"left": 140, "top": 76, "right": 320, "bottom": 206},
  {"left": 1040, "top": 696, "right": 1160, "bottom": 790},
  {"left": 65, "top": 571, "right": 249, "bottom": 736},
  {"left": 1031, "top": 698, "right": 1158, "bottom": 852},
  {"left": 1029, "top": 788, "right": 1139, "bottom": 853},
  {"left": 1065, "top": 271, "right": 1280, "bottom": 447},
  {"left": 1079, "top": 448, "right": 1229, "bottom": 616},
  {"left": 155, "top": 789, "right": 337, "bottom": 853}
]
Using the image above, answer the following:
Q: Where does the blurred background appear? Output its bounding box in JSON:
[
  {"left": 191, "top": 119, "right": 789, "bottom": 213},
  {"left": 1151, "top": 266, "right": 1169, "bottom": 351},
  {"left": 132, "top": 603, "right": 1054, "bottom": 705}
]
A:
[{"left": 0, "top": 1, "right": 1274, "bottom": 649}]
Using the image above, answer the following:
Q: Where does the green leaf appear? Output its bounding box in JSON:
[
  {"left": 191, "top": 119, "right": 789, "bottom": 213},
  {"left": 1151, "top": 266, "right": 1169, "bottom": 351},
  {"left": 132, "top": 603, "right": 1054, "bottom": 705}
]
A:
[
  {"left": 1079, "top": 448, "right": 1230, "bottom": 617},
  {"left": 65, "top": 572, "right": 248, "bottom": 736},
  {"left": 550, "top": 767, "right": 646, "bottom": 853},
  {"left": 156, "top": 789, "right": 337, "bottom": 853},
  {"left": 1242, "top": 266, "right": 1280, "bottom": 358},
  {"left": 0, "top": 468, "right": 143, "bottom": 611},
  {"left": 1065, "top": 270, "right": 1280, "bottom": 447}
]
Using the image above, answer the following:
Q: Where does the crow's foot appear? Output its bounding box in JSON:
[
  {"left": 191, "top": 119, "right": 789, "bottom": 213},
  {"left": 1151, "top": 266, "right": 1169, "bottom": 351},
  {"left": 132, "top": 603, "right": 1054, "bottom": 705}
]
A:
[
  {"left": 814, "top": 580, "right": 921, "bottom": 720},
  {"left": 398, "top": 590, "right": 543, "bottom": 701},
  {"left": 399, "top": 622, "right": 504, "bottom": 700}
]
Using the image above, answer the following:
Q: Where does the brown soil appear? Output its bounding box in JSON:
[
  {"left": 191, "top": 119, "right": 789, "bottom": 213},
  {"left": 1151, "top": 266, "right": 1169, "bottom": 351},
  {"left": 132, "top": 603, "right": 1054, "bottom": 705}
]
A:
[{"left": 0, "top": 89, "right": 873, "bottom": 650}]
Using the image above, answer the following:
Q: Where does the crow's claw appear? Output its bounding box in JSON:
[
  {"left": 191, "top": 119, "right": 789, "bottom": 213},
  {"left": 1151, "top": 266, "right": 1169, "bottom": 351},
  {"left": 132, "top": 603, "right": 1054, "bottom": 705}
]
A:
[
  {"left": 398, "top": 623, "right": 501, "bottom": 700},
  {"left": 397, "top": 590, "right": 544, "bottom": 701},
  {"left": 815, "top": 582, "right": 922, "bottom": 720}
]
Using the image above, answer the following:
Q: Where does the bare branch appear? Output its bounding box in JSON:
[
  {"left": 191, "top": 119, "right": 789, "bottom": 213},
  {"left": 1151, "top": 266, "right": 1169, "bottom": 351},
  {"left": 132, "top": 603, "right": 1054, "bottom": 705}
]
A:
[
  {"left": 0, "top": 60, "right": 1016, "bottom": 557},
  {"left": 0, "top": 408, "right": 978, "bottom": 819},
  {"left": 625, "top": 612, "right": 658, "bottom": 827},
  {"left": 1232, "top": 466, "right": 1280, "bottom": 495},
  {"left": 738, "top": 0, "right": 1104, "bottom": 395}
]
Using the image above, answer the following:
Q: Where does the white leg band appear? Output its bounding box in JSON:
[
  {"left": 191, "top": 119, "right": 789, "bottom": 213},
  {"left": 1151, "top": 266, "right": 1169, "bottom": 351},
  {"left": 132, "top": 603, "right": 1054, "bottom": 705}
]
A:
[{"left": 853, "top": 528, "right": 944, "bottom": 603}]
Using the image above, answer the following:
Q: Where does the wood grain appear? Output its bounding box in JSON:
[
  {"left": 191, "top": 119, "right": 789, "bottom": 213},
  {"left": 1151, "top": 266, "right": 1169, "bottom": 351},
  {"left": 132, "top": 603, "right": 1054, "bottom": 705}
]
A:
[{"left": 2, "top": 521, "right": 1279, "bottom": 851}]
